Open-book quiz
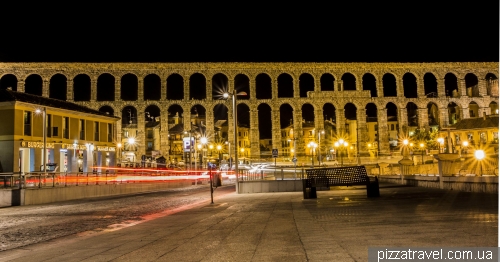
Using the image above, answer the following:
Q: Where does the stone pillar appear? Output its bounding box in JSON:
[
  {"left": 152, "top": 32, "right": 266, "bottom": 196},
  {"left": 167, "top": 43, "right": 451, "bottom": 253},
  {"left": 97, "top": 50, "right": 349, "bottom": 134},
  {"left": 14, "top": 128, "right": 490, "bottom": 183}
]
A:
[
  {"left": 115, "top": 79, "right": 121, "bottom": 101},
  {"left": 271, "top": 109, "right": 281, "bottom": 154},
  {"left": 335, "top": 109, "right": 346, "bottom": 135},
  {"left": 417, "top": 108, "right": 429, "bottom": 130},
  {"left": 17, "top": 80, "right": 25, "bottom": 93},
  {"left": 461, "top": 107, "right": 470, "bottom": 119},
  {"left": 438, "top": 78, "right": 445, "bottom": 98},
  {"left": 67, "top": 78, "right": 74, "bottom": 101},
  {"left": 42, "top": 80, "right": 49, "bottom": 97},
  {"left": 228, "top": 101, "right": 235, "bottom": 146},
  {"left": 417, "top": 78, "right": 425, "bottom": 98},
  {"left": 249, "top": 79, "right": 256, "bottom": 100},
  {"left": 377, "top": 108, "right": 390, "bottom": 155},
  {"left": 272, "top": 78, "right": 278, "bottom": 99},
  {"left": 338, "top": 80, "right": 343, "bottom": 92},
  {"left": 184, "top": 75, "right": 190, "bottom": 100},
  {"left": 458, "top": 79, "right": 467, "bottom": 97},
  {"left": 357, "top": 109, "right": 367, "bottom": 154},
  {"left": 355, "top": 76, "right": 361, "bottom": 91},
  {"left": 137, "top": 78, "right": 144, "bottom": 102},
  {"left": 206, "top": 78, "right": 212, "bottom": 101},
  {"left": 314, "top": 77, "right": 321, "bottom": 92},
  {"left": 136, "top": 111, "right": 146, "bottom": 159},
  {"left": 90, "top": 80, "right": 97, "bottom": 101},
  {"left": 376, "top": 78, "right": 383, "bottom": 97},
  {"left": 293, "top": 77, "right": 300, "bottom": 98},
  {"left": 293, "top": 110, "right": 305, "bottom": 158},
  {"left": 397, "top": 78, "right": 404, "bottom": 97},
  {"left": 160, "top": 77, "right": 167, "bottom": 101},
  {"left": 249, "top": 108, "right": 260, "bottom": 159},
  {"left": 398, "top": 108, "right": 408, "bottom": 135},
  {"left": 160, "top": 113, "right": 169, "bottom": 158},
  {"left": 315, "top": 108, "right": 324, "bottom": 132},
  {"left": 478, "top": 79, "right": 487, "bottom": 97},
  {"left": 439, "top": 108, "right": 449, "bottom": 128}
]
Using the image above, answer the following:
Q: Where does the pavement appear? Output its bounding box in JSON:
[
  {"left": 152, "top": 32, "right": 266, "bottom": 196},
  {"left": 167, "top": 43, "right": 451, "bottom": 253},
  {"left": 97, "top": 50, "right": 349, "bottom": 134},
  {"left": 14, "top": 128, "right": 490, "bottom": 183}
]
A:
[{"left": 0, "top": 182, "right": 497, "bottom": 262}]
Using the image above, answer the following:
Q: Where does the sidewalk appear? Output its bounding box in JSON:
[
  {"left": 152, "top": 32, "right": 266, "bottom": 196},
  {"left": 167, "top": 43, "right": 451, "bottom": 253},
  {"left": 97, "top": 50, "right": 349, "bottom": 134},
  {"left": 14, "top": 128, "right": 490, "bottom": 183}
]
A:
[{"left": 0, "top": 183, "right": 497, "bottom": 262}]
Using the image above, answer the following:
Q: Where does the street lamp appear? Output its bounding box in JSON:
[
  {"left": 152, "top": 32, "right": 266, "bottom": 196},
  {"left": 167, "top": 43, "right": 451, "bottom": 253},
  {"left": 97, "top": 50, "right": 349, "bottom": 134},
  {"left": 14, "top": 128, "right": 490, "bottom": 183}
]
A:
[
  {"left": 35, "top": 107, "right": 47, "bottom": 174},
  {"left": 334, "top": 139, "right": 348, "bottom": 166},
  {"left": 200, "top": 137, "right": 208, "bottom": 168},
  {"left": 474, "top": 149, "right": 485, "bottom": 176},
  {"left": 419, "top": 143, "right": 425, "bottom": 164},
  {"left": 223, "top": 90, "right": 247, "bottom": 193},
  {"left": 317, "top": 130, "right": 324, "bottom": 166},
  {"left": 462, "top": 141, "right": 469, "bottom": 157},
  {"left": 216, "top": 144, "right": 222, "bottom": 163},
  {"left": 437, "top": 137, "right": 444, "bottom": 153},
  {"left": 307, "top": 141, "right": 317, "bottom": 167},
  {"left": 117, "top": 143, "right": 122, "bottom": 165}
]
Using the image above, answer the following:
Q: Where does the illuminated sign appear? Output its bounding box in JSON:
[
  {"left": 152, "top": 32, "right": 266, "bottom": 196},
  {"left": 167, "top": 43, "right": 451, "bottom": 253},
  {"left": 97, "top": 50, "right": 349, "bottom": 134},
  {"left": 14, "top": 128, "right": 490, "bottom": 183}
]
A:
[
  {"left": 183, "top": 137, "right": 194, "bottom": 152},
  {"left": 20, "top": 141, "right": 54, "bottom": 149},
  {"left": 21, "top": 142, "right": 115, "bottom": 152}
]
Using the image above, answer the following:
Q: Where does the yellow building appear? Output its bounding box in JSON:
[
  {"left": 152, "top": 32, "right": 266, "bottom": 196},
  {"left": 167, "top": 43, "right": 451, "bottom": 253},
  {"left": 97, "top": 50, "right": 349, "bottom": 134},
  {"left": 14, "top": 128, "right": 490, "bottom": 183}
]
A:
[{"left": 0, "top": 89, "right": 119, "bottom": 173}]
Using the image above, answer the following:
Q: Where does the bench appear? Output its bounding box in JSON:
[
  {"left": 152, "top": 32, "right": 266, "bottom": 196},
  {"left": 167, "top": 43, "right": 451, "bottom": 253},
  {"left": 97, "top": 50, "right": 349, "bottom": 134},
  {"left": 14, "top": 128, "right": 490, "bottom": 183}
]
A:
[{"left": 303, "top": 166, "right": 379, "bottom": 199}]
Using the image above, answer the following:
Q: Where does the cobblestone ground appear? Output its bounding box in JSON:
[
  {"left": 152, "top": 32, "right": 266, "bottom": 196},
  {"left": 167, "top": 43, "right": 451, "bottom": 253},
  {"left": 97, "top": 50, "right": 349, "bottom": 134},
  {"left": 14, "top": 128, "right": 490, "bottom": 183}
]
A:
[{"left": 0, "top": 184, "right": 227, "bottom": 251}]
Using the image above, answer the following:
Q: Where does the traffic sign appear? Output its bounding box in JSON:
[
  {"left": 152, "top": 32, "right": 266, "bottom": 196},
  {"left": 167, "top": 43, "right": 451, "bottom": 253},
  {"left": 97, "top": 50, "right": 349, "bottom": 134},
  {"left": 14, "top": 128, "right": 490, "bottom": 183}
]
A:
[
  {"left": 272, "top": 149, "right": 278, "bottom": 158},
  {"left": 292, "top": 157, "right": 297, "bottom": 163}
]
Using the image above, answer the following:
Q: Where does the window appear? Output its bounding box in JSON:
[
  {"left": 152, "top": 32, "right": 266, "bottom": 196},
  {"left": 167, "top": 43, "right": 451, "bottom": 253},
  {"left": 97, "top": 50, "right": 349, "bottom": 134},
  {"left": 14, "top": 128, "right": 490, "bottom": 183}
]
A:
[
  {"left": 470, "top": 110, "right": 475, "bottom": 117},
  {"left": 47, "top": 114, "right": 52, "bottom": 137},
  {"left": 147, "top": 130, "right": 153, "bottom": 139},
  {"left": 52, "top": 127, "right": 59, "bottom": 137},
  {"left": 147, "top": 142, "right": 153, "bottom": 150},
  {"left": 108, "top": 123, "right": 113, "bottom": 142},
  {"left": 94, "top": 122, "right": 99, "bottom": 141},
  {"left": 391, "top": 124, "right": 394, "bottom": 131},
  {"left": 23, "top": 111, "right": 31, "bottom": 136},
  {"left": 123, "top": 130, "right": 129, "bottom": 138},
  {"left": 480, "top": 132, "right": 487, "bottom": 143},
  {"left": 79, "top": 119, "right": 85, "bottom": 140},
  {"left": 63, "top": 117, "right": 69, "bottom": 139}
]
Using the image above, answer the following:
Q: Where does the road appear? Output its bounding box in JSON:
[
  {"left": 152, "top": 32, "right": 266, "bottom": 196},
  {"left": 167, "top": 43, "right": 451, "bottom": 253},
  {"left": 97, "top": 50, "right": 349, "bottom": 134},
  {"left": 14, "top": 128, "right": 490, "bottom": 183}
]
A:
[{"left": 0, "top": 184, "right": 231, "bottom": 251}]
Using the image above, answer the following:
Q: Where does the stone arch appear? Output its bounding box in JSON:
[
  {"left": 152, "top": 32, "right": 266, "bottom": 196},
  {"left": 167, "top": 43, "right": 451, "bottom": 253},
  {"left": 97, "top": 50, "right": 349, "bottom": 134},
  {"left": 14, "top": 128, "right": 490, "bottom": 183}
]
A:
[
  {"left": 278, "top": 73, "right": 294, "bottom": 98},
  {"left": 97, "top": 73, "right": 115, "bottom": 101},
  {"left": 362, "top": 73, "right": 377, "bottom": 97},
  {"left": 323, "top": 103, "right": 336, "bottom": 123},
  {"left": 257, "top": 103, "right": 272, "bottom": 144},
  {"left": 189, "top": 73, "right": 206, "bottom": 100},
  {"left": 403, "top": 72, "right": 417, "bottom": 98},
  {"left": 0, "top": 74, "right": 17, "bottom": 91},
  {"left": 234, "top": 74, "right": 250, "bottom": 100},
  {"left": 144, "top": 74, "right": 161, "bottom": 100},
  {"left": 485, "top": 73, "right": 498, "bottom": 97},
  {"left": 320, "top": 73, "right": 334, "bottom": 91},
  {"left": 121, "top": 73, "right": 138, "bottom": 101},
  {"left": 447, "top": 102, "right": 461, "bottom": 125},
  {"left": 49, "top": 73, "right": 67, "bottom": 100},
  {"left": 465, "top": 73, "right": 479, "bottom": 97},
  {"left": 237, "top": 103, "right": 251, "bottom": 129},
  {"left": 256, "top": 73, "right": 272, "bottom": 99},
  {"left": 468, "top": 101, "right": 479, "bottom": 118},
  {"left": 167, "top": 74, "right": 184, "bottom": 100},
  {"left": 99, "top": 105, "right": 115, "bottom": 116},
  {"left": 489, "top": 101, "right": 498, "bottom": 115},
  {"left": 344, "top": 103, "right": 357, "bottom": 120},
  {"left": 341, "top": 73, "right": 356, "bottom": 91},
  {"left": 406, "top": 102, "right": 418, "bottom": 127},
  {"left": 73, "top": 74, "right": 91, "bottom": 101},
  {"left": 190, "top": 104, "right": 207, "bottom": 130},
  {"left": 423, "top": 72, "right": 438, "bottom": 97},
  {"left": 280, "top": 103, "right": 294, "bottom": 129},
  {"left": 299, "top": 73, "right": 314, "bottom": 97},
  {"left": 382, "top": 73, "right": 397, "bottom": 97},
  {"left": 427, "top": 102, "right": 439, "bottom": 127},
  {"left": 122, "top": 106, "right": 138, "bottom": 125},
  {"left": 212, "top": 73, "right": 228, "bottom": 100},
  {"left": 365, "top": 103, "right": 377, "bottom": 120},
  {"left": 25, "top": 74, "right": 43, "bottom": 96},
  {"left": 444, "top": 73, "right": 458, "bottom": 97}
]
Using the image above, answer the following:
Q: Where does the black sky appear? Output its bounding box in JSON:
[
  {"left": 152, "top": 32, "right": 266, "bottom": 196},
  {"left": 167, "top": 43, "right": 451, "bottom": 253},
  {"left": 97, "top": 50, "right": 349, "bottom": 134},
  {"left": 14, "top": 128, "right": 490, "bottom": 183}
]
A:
[{"left": 0, "top": 2, "right": 498, "bottom": 63}]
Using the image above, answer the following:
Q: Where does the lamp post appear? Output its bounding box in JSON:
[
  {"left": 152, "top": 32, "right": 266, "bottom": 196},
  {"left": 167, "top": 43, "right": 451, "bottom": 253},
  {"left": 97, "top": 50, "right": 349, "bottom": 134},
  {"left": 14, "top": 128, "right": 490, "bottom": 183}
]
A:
[
  {"left": 474, "top": 149, "right": 485, "bottom": 176},
  {"left": 307, "top": 141, "right": 317, "bottom": 167},
  {"left": 334, "top": 139, "right": 348, "bottom": 166},
  {"left": 419, "top": 143, "right": 425, "bottom": 164},
  {"left": 35, "top": 107, "right": 47, "bottom": 175},
  {"left": 317, "top": 130, "right": 324, "bottom": 166},
  {"left": 462, "top": 141, "right": 469, "bottom": 157},
  {"left": 223, "top": 90, "right": 247, "bottom": 193},
  {"left": 216, "top": 144, "right": 222, "bottom": 163},
  {"left": 200, "top": 137, "right": 208, "bottom": 168},
  {"left": 437, "top": 137, "right": 444, "bottom": 153},
  {"left": 225, "top": 141, "right": 231, "bottom": 168}
]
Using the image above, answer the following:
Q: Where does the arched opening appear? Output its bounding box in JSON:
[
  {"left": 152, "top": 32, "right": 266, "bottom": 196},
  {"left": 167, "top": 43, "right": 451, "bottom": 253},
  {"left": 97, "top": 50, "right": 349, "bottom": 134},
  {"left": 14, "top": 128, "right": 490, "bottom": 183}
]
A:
[
  {"left": 323, "top": 103, "right": 336, "bottom": 123},
  {"left": 99, "top": 105, "right": 114, "bottom": 116},
  {"left": 122, "top": 106, "right": 138, "bottom": 125},
  {"left": 212, "top": 73, "right": 228, "bottom": 100},
  {"left": 489, "top": 101, "right": 498, "bottom": 115},
  {"left": 97, "top": 73, "right": 115, "bottom": 101},
  {"left": 257, "top": 103, "right": 272, "bottom": 156},
  {"left": 299, "top": 73, "right": 314, "bottom": 97},
  {"left": 344, "top": 103, "right": 357, "bottom": 153},
  {"left": 386, "top": 102, "right": 399, "bottom": 148},
  {"left": 465, "top": 73, "right": 479, "bottom": 97},
  {"left": 213, "top": 104, "right": 229, "bottom": 142},
  {"left": 447, "top": 102, "right": 461, "bottom": 125},
  {"left": 74, "top": 74, "right": 91, "bottom": 101},
  {"left": 49, "top": 74, "right": 67, "bottom": 100},
  {"left": 427, "top": 102, "right": 439, "bottom": 128},
  {"left": 0, "top": 74, "right": 17, "bottom": 91},
  {"left": 362, "top": 73, "right": 377, "bottom": 97},
  {"left": 190, "top": 105, "right": 207, "bottom": 133},
  {"left": 25, "top": 74, "right": 43, "bottom": 96},
  {"left": 167, "top": 74, "right": 184, "bottom": 100},
  {"left": 190, "top": 73, "right": 207, "bottom": 100},
  {"left": 237, "top": 103, "right": 251, "bottom": 157},
  {"left": 234, "top": 74, "right": 250, "bottom": 100},
  {"left": 468, "top": 101, "right": 479, "bottom": 118},
  {"left": 444, "top": 73, "right": 458, "bottom": 97},
  {"left": 121, "top": 74, "right": 138, "bottom": 101},
  {"left": 145, "top": 105, "right": 161, "bottom": 122},
  {"left": 121, "top": 106, "right": 139, "bottom": 163},
  {"left": 341, "top": 73, "right": 356, "bottom": 91},
  {"left": 256, "top": 73, "right": 272, "bottom": 99},
  {"left": 144, "top": 105, "right": 161, "bottom": 154},
  {"left": 382, "top": 73, "right": 397, "bottom": 97},
  {"left": 320, "top": 73, "right": 334, "bottom": 91},
  {"left": 278, "top": 73, "right": 293, "bottom": 98},
  {"left": 365, "top": 103, "right": 378, "bottom": 154},
  {"left": 485, "top": 73, "right": 498, "bottom": 97},
  {"left": 167, "top": 104, "right": 185, "bottom": 162},
  {"left": 403, "top": 73, "right": 417, "bottom": 98},
  {"left": 144, "top": 74, "right": 161, "bottom": 101},
  {"left": 237, "top": 103, "right": 250, "bottom": 128},
  {"left": 406, "top": 102, "right": 418, "bottom": 128},
  {"left": 280, "top": 104, "right": 294, "bottom": 129},
  {"left": 423, "top": 73, "right": 438, "bottom": 97}
]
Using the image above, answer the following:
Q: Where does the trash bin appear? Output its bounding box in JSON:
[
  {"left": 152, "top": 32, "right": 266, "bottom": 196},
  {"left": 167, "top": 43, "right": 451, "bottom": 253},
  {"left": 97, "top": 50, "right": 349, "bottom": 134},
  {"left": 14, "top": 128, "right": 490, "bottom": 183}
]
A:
[
  {"left": 366, "top": 177, "right": 380, "bottom": 197},
  {"left": 302, "top": 180, "right": 317, "bottom": 199}
]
